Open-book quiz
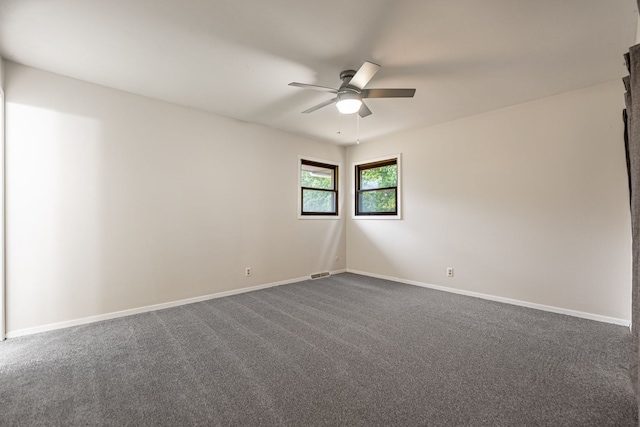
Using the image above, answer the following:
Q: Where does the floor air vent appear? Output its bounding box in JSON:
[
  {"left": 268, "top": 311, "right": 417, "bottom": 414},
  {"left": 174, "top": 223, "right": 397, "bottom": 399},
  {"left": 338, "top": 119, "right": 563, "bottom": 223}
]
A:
[{"left": 310, "top": 272, "right": 330, "bottom": 280}]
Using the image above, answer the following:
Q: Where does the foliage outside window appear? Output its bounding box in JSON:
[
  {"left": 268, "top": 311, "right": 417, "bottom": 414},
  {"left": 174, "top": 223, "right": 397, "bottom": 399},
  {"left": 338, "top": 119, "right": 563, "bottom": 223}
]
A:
[
  {"left": 355, "top": 156, "right": 400, "bottom": 217},
  {"left": 300, "top": 159, "right": 338, "bottom": 216}
]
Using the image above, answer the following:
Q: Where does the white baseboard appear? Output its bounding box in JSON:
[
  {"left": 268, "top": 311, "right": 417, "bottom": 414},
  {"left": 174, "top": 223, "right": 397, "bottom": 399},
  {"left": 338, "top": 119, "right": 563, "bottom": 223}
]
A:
[
  {"left": 6, "top": 269, "right": 346, "bottom": 339},
  {"left": 11, "top": 267, "right": 621, "bottom": 338},
  {"left": 347, "top": 269, "right": 631, "bottom": 327}
]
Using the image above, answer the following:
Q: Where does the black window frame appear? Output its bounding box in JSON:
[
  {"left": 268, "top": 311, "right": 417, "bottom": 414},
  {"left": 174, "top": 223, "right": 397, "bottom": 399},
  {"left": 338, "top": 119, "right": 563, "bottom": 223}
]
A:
[
  {"left": 355, "top": 158, "right": 398, "bottom": 216},
  {"left": 300, "top": 159, "right": 339, "bottom": 216}
]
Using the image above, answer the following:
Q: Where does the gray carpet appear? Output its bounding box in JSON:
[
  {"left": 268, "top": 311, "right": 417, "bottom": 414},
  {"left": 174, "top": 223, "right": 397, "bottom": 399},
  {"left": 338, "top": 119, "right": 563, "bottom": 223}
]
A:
[{"left": 0, "top": 273, "right": 636, "bottom": 426}]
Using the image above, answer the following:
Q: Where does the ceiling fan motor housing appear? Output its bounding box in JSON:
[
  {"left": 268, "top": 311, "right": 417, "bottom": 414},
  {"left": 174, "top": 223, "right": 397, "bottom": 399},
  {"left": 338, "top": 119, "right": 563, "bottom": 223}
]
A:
[
  {"left": 338, "top": 68, "right": 363, "bottom": 110},
  {"left": 340, "top": 69, "right": 357, "bottom": 88},
  {"left": 337, "top": 90, "right": 361, "bottom": 101}
]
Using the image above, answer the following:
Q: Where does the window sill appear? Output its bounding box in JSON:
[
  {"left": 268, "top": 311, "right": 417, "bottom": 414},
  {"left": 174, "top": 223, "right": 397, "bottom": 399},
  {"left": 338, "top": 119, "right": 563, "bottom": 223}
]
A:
[
  {"left": 298, "top": 215, "right": 342, "bottom": 220},
  {"left": 352, "top": 214, "right": 401, "bottom": 220}
]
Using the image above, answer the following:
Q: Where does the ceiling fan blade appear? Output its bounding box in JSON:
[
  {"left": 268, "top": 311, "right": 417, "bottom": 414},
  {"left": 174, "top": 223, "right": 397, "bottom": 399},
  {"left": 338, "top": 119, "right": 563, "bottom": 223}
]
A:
[
  {"left": 289, "top": 82, "right": 338, "bottom": 93},
  {"left": 359, "top": 101, "right": 372, "bottom": 118},
  {"left": 361, "top": 88, "right": 416, "bottom": 98},
  {"left": 302, "top": 97, "right": 338, "bottom": 114},
  {"left": 348, "top": 61, "right": 381, "bottom": 90}
]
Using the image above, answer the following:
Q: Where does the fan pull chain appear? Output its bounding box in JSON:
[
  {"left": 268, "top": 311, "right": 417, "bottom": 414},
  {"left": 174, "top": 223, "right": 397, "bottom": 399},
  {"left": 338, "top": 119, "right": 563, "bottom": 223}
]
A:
[
  {"left": 356, "top": 113, "right": 360, "bottom": 144},
  {"left": 337, "top": 110, "right": 342, "bottom": 134}
]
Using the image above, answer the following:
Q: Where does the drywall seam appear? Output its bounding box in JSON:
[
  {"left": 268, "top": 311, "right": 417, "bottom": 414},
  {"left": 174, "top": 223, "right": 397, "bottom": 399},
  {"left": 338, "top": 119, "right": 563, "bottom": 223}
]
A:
[{"left": 347, "top": 269, "right": 630, "bottom": 328}]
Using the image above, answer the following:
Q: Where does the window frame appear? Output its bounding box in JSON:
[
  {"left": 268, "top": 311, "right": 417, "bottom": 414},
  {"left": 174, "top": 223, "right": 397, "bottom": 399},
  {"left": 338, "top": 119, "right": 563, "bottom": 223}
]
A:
[
  {"left": 298, "top": 156, "right": 341, "bottom": 219},
  {"left": 353, "top": 154, "right": 402, "bottom": 219}
]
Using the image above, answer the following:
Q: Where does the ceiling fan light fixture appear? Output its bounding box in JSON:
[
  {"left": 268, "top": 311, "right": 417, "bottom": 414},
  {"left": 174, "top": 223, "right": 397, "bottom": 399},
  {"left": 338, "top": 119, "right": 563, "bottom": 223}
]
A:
[
  {"left": 336, "top": 92, "right": 362, "bottom": 114},
  {"left": 290, "top": 61, "right": 415, "bottom": 117}
]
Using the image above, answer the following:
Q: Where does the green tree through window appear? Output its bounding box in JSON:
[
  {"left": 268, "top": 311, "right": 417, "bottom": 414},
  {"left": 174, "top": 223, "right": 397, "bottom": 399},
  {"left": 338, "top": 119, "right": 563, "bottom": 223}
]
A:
[
  {"left": 356, "top": 158, "right": 398, "bottom": 216},
  {"left": 300, "top": 159, "right": 338, "bottom": 216}
]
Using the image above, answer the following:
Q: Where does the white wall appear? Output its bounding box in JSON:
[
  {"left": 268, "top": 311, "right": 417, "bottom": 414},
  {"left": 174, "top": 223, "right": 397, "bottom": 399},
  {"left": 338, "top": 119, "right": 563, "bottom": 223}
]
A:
[
  {"left": 347, "top": 80, "right": 632, "bottom": 321},
  {"left": 3, "top": 60, "right": 632, "bottom": 334},
  {"left": 0, "top": 58, "right": 5, "bottom": 339},
  {"left": 5, "top": 62, "right": 346, "bottom": 334}
]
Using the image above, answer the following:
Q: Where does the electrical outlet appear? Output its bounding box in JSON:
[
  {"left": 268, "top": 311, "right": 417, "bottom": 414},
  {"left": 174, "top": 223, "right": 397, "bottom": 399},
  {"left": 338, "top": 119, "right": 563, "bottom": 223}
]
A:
[
  {"left": 245, "top": 267, "right": 252, "bottom": 277},
  {"left": 446, "top": 267, "right": 454, "bottom": 277}
]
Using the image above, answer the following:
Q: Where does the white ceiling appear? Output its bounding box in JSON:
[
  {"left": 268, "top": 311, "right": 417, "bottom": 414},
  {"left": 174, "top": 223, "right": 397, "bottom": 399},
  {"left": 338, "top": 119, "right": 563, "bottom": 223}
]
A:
[{"left": 0, "top": 0, "right": 637, "bottom": 145}]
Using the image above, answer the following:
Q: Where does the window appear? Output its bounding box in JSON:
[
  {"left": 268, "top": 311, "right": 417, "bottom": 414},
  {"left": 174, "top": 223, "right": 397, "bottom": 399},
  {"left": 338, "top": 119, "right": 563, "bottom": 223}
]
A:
[
  {"left": 354, "top": 155, "right": 401, "bottom": 218},
  {"left": 300, "top": 158, "right": 338, "bottom": 217}
]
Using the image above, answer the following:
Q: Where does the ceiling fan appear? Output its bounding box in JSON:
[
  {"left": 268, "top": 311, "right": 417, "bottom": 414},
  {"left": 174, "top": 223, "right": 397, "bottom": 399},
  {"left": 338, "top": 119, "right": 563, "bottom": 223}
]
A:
[{"left": 289, "top": 61, "right": 416, "bottom": 118}]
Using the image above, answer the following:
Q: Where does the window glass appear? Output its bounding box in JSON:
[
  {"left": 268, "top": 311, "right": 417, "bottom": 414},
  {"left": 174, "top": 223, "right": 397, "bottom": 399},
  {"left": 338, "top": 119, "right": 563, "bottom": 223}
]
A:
[
  {"left": 360, "top": 164, "right": 397, "bottom": 190},
  {"left": 300, "top": 159, "right": 338, "bottom": 216},
  {"left": 302, "top": 189, "right": 336, "bottom": 213},
  {"left": 301, "top": 164, "right": 334, "bottom": 190},
  {"left": 358, "top": 189, "right": 396, "bottom": 213},
  {"left": 355, "top": 157, "right": 399, "bottom": 217}
]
